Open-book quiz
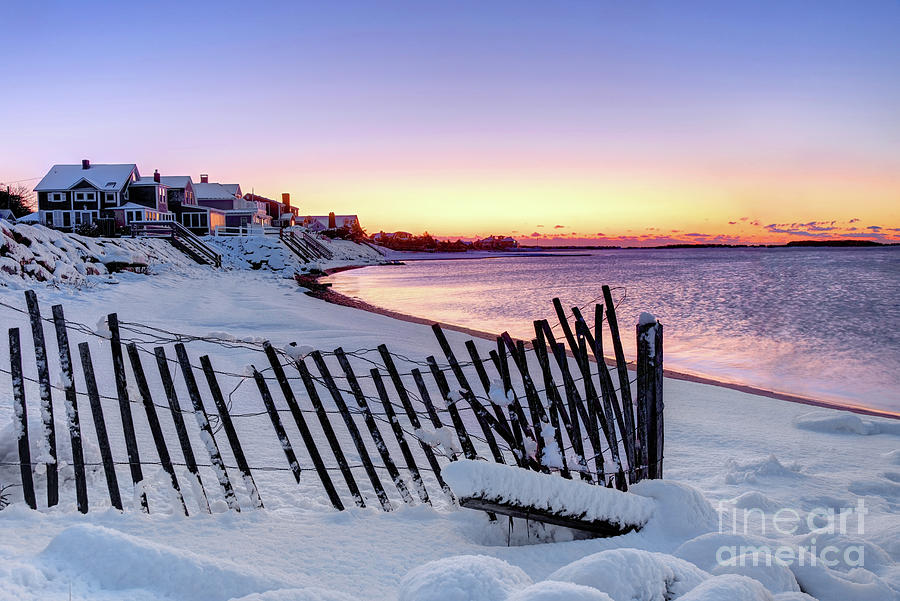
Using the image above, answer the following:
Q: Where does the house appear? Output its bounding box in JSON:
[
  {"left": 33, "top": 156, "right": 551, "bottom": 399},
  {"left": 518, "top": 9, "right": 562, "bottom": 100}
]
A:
[
  {"left": 473, "top": 235, "right": 518, "bottom": 250},
  {"left": 34, "top": 160, "right": 143, "bottom": 230},
  {"left": 194, "top": 174, "right": 269, "bottom": 231},
  {"left": 0, "top": 209, "right": 15, "bottom": 223},
  {"left": 116, "top": 169, "right": 175, "bottom": 227},
  {"left": 302, "top": 213, "right": 360, "bottom": 232},
  {"left": 242, "top": 192, "right": 298, "bottom": 227}
]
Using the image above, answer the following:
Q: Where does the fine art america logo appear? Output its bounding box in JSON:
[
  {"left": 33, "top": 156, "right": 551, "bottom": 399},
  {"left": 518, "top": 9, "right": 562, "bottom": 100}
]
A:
[{"left": 716, "top": 499, "right": 868, "bottom": 569}]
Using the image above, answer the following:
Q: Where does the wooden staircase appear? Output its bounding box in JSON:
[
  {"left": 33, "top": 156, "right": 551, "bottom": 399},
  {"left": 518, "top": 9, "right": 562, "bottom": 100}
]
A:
[{"left": 131, "top": 221, "right": 222, "bottom": 268}]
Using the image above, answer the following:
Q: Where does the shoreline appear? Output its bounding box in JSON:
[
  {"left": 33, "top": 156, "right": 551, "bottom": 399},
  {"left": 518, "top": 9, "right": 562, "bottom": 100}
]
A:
[{"left": 314, "top": 264, "right": 900, "bottom": 421}]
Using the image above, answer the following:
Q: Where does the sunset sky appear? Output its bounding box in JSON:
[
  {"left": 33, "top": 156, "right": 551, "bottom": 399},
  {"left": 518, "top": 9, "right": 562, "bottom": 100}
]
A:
[{"left": 2, "top": 1, "right": 898, "bottom": 245}]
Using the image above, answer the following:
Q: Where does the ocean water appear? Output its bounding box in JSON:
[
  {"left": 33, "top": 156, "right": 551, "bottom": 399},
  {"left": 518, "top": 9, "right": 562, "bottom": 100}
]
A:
[{"left": 325, "top": 247, "right": 900, "bottom": 414}]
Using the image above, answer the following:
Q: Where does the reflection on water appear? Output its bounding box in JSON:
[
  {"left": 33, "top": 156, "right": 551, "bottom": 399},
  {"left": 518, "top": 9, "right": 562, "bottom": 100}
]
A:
[{"left": 326, "top": 247, "right": 900, "bottom": 412}]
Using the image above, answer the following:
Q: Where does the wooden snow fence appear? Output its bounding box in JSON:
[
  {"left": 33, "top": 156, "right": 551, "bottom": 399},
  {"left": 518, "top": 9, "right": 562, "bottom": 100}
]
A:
[{"left": 2, "top": 285, "right": 663, "bottom": 531}]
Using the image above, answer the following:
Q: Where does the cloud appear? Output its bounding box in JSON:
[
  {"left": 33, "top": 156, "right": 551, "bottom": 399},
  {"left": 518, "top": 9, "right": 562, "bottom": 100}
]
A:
[
  {"left": 867, "top": 225, "right": 882, "bottom": 231},
  {"left": 536, "top": 224, "right": 544, "bottom": 228},
  {"left": 554, "top": 225, "right": 565, "bottom": 229},
  {"left": 740, "top": 217, "right": 749, "bottom": 221},
  {"left": 728, "top": 221, "right": 737, "bottom": 225},
  {"left": 596, "top": 232, "right": 605, "bottom": 237},
  {"left": 850, "top": 218, "right": 860, "bottom": 223},
  {"left": 529, "top": 232, "right": 541, "bottom": 238}
]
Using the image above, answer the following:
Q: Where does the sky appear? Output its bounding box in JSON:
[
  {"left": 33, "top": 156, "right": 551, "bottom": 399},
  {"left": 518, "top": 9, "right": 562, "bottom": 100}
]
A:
[{"left": 1, "top": 0, "right": 899, "bottom": 245}]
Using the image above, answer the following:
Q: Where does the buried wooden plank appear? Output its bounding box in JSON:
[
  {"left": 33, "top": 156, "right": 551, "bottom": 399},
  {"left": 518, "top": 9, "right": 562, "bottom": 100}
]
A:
[{"left": 456, "top": 497, "right": 642, "bottom": 538}]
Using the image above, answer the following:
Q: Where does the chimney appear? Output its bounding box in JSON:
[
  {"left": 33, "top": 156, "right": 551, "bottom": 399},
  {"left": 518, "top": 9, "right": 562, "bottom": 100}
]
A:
[
  {"left": 82, "top": 159, "right": 90, "bottom": 170},
  {"left": 281, "top": 193, "right": 290, "bottom": 207},
  {"left": 153, "top": 169, "right": 160, "bottom": 183},
  {"left": 200, "top": 173, "right": 209, "bottom": 184},
  {"left": 328, "top": 212, "right": 336, "bottom": 229}
]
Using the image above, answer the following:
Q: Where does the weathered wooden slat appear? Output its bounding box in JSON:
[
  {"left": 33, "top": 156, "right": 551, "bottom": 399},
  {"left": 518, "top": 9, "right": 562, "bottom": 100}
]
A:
[
  {"left": 431, "top": 326, "right": 506, "bottom": 464},
  {"left": 334, "top": 348, "right": 413, "bottom": 504},
  {"left": 24, "top": 290, "right": 57, "bottom": 507},
  {"left": 371, "top": 368, "right": 430, "bottom": 504},
  {"left": 296, "top": 358, "right": 365, "bottom": 508},
  {"left": 378, "top": 345, "right": 450, "bottom": 498},
  {"left": 602, "top": 285, "right": 638, "bottom": 482},
  {"left": 127, "top": 343, "right": 188, "bottom": 515},
  {"left": 107, "top": 313, "right": 148, "bottom": 512},
  {"left": 573, "top": 315, "right": 627, "bottom": 488},
  {"left": 251, "top": 367, "right": 304, "bottom": 485},
  {"left": 154, "top": 347, "right": 211, "bottom": 513},
  {"left": 9, "top": 328, "right": 37, "bottom": 510},
  {"left": 200, "top": 355, "right": 264, "bottom": 509},
  {"left": 426, "top": 356, "right": 476, "bottom": 460},
  {"left": 311, "top": 351, "right": 392, "bottom": 511},
  {"left": 637, "top": 318, "right": 664, "bottom": 479},
  {"left": 463, "top": 341, "right": 511, "bottom": 429},
  {"left": 78, "top": 342, "right": 122, "bottom": 510},
  {"left": 540, "top": 327, "right": 606, "bottom": 483},
  {"left": 174, "top": 343, "right": 240, "bottom": 512},
  {"left": 489, "top": 344, "right": 532, "bottom": 462},
  {"left": 50, "top": 305, "right": 89, "bottom": 513},
  {"left": 532, "top": 325, "right": 577, "bottom": 480},
  {"left": 261, "top": 342, "right": 343, "bottom": 510},
  {"left": 499, "top": 333, "right": 551, "bottom": 473}
]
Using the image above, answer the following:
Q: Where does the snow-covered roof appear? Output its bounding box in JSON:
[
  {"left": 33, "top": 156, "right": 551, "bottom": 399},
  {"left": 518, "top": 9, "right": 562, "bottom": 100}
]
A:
[
  {"left": 159, "top": 176, "right": 192, "bottom": 189},
  {"left": 194, "top": 182, "right": 241, "bottom": 200},
  {"left": 111, "top": 202, "right": 154, "bottom": 211},
  {"left": 34, "top": 164, "right": 138, "bottom": 192},
  {"left": 0, "top": 209, "right": 15, "bottom": 221},
  {"left": 16, "top": 212, "right": 40, "bottom": 223},
  {"left": 131, "top": 177, "right": 168, "bottom": 188}
]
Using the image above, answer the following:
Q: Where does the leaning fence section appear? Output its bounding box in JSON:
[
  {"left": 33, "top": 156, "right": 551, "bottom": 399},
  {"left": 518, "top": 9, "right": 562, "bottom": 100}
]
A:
[{"left": 2, "top": 285, "right": 662, "bottom": 515}]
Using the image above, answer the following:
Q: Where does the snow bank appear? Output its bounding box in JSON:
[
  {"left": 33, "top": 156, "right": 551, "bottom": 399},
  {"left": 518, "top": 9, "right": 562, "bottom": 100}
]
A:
[
  {"left": 678, "top": 574, "right": 773, "bottom": 601},
  {"left": 40, "top": 524, "right": 284, "bottom": 601},
  {"left": 628, "top": 479, "right": 718, "bottom": 543},
  {"left": 724, "top": 454, "right": 802, "bottom": 485},
  {"left": 442, "top": 460, "right": 653, "bottom": 528},
  {"left": 208, "top": 232, "right": 382, "bottom": 274},
  {"left": 710, "top": 553, "right": 800, "bottom": 594},
  {"left": 793, "top": 411, "right": 900, "bottom": 436},
  {"left": 548, "top": 548, "right": 709, "bottom": 601},
  {"left": 0, "top": 222, "right": 193, "bottom": 287},
  {"left": 790, "top": 551, "right": 900, "bottom": 601},
  {"left": 397, "top": 555, "right": 532, "bottom": 601},
  {"left": 507, "top": 581, "right": 614, "bottom": 601}
]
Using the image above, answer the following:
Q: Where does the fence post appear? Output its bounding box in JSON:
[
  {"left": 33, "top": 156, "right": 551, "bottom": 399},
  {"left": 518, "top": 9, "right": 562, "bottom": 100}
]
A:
[
  {"left": 154, "top": 347, "right": 211, "bottom": 513},
  {"left": 9, "top": 328, "right": 37, "bottom": 509},
  {"left": 311, "top": 351, "right": 392, "bottom": 511},
  {"left": 50, "top": 305, "right": 89, "bottom": 513},
  {"left": 174, "top": 343, "right": 240, "bottom": 512},
  {"left": 200, "top": 355, "right": 264, "bottom": 509},
  {"left": 24, "top": 290, "right": 57, "bottom": 507},
  {"left": 637, "top": 316, "right": 664, "bottom": 479},
  {"left": 78, "top": 342, "right": 123, "bottom": 510},
  {"left": 261, "top": 342, "right": 344, "bottom": 510},
  {"left": 334, "top": 348, "right": 413, "bottom": 505},
  {"left": 107, "top": 313, "right": 149, "bottom": 512},
  {"left": 371, "top": 368, "right": 430, "bottom": 504},
  {"left": 602, "top": 286, "right": 639, "bottom": 483},
  {"left": 296, "top": 358, "right": 365, "bottom": 508},
  {"left": 377, "top": 346, "right": 450, "bottom": 498},
  {"left": 126, "top": 343, "right": 188, "bottom": 515},
  {"left": 499, "top": 333, "right": 551, "bottom": 473},
  {"left": 532, "top": 325, "right": 574, "bottom": 480}
]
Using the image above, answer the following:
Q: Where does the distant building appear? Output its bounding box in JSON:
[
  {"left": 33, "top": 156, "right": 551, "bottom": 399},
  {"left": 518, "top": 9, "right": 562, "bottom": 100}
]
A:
[
  {"left": 243, "top": 192, "right": 298, "bottom": 227},
  {"left": 302, "top": 213, "right": 360, "bottom": 232},
  {"left": 193, "top": 174, "right": 269, "bottom": 231},
  {"left": 472, "top": 235, "right": 518, "bottom": 250}
]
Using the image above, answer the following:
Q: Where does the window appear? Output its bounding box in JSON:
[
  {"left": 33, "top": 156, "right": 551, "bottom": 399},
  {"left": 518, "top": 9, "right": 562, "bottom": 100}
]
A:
[
  {"left": 76, "top": 193, "right": 84, "bottom": 200},
  {"left": 63, "top": 212, "right": 71, "bottom": 227},
  {"left": 86, "top": 193, "right": 95, "bottom": 200},
  {"left": 75, "top": 212, "right": 82, "bottom": 225},
  {"left": 53, "top": 193, "right": 62, "bottom": 201},
  {"left": 45, "top": 212, "right": 54, "bottom": 226},
  {"left": 106, "top": 193, "right": 116, "bottom": 202}
]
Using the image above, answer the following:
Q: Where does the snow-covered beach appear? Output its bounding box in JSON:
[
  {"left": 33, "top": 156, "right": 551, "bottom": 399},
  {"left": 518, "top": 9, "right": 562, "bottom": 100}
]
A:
[{"left": 1, "top": 225, "right": 898, "bottom": 601}]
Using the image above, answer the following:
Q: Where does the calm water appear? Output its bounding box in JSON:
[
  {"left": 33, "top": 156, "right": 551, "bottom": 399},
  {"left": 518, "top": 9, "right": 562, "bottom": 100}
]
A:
[{"left": 326, "top": 248, "right": 900, "bottom": 413}]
